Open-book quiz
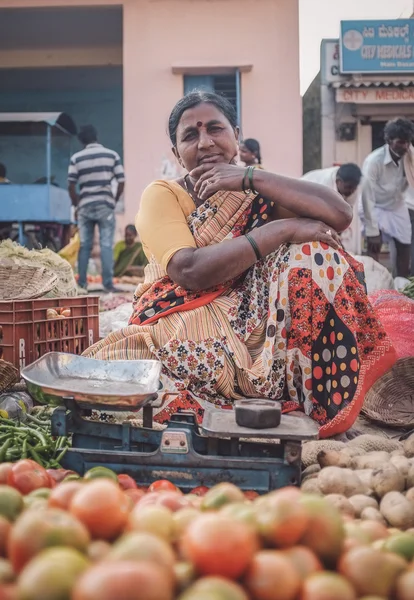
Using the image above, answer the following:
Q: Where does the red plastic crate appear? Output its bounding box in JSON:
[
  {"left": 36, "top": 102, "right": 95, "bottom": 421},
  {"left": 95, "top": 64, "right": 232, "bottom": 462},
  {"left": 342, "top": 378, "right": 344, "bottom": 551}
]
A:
[{"left": 0, "top": 296, "right": 100, "bottom": 371}]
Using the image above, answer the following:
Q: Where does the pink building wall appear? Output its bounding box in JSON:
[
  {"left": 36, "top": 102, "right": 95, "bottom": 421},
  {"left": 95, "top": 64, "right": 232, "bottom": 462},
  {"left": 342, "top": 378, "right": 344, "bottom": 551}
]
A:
[{"left": 0, "top": 0, "right": 302, "bottom": 229}]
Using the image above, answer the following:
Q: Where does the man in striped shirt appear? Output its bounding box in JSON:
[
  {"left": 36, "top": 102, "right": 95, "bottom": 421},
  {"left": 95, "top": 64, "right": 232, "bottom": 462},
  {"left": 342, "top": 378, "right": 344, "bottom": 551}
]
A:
[{"left": 68, "top": 125, "right": 125, "bottom": 292}]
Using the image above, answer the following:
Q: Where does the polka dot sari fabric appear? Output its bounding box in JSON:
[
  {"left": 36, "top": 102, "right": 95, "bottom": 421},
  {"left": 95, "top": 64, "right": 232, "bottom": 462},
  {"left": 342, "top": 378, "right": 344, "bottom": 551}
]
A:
[{"left": 85, "top": 191, "right": 396, "bottom": 438}]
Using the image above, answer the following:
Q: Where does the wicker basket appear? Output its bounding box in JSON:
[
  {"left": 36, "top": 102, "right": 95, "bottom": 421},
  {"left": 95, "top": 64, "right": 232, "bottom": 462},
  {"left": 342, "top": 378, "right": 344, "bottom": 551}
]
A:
[
  {"left": 362, "top": 357, "right": 414, "bottom": 429},
  {"left": 0, "top": 359, "right": 19, "bottom": 394},
  {"left": 0, "top": 262, "right": 58, "bottom": 300}
]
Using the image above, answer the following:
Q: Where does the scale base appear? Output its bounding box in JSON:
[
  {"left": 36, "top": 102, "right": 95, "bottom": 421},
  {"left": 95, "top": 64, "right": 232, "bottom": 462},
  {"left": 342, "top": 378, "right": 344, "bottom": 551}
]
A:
[{"left": 52, "top": 400, "right": 318, "bottom": 493}]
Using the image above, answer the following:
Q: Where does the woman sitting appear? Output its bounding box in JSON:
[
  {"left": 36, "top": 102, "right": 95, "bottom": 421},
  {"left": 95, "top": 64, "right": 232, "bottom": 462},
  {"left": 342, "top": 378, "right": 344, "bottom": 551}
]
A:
[
  {"left": 85, "top": 92, "right": 395, "bottom": 438},
  {"left": 113, "top": 225, "right": 147, "bottom": 279}
]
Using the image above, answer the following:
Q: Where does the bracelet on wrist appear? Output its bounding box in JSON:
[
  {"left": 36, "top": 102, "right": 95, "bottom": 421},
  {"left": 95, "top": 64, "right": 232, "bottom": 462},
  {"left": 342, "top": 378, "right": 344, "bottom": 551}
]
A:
[
  {"left": 245, "top": 233, "right": 262, "bottom": 261},
  {"left": 242, "top": 166, "right": 258, "bottom": 195}
]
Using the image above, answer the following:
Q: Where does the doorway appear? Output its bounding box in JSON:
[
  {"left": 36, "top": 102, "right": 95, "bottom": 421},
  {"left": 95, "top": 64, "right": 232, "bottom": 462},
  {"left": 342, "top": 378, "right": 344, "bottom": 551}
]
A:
[{"left": 371, "top": 121, "right": 386, "bottom": 151}]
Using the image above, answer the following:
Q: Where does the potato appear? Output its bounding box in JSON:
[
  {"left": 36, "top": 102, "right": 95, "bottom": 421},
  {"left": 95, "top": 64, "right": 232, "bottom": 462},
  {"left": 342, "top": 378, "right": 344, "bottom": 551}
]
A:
[
  {"left": 380, "top": 491, "right": 414, "bottom": 530},
  {"left": 302, "top": 464, "right": 321, "bottom": 479},
  {"left": 360, "top": 506, "right": 387, "bottom": 525},
  {"left": 325, "top": 494, "right": 356, "bottom": 517},
  {"left": 352, "top": 451, "right": 390, "bottom": 470},
  {"left": 317, "top": 449, "right": 354, "bottom": 469},
  {"left": 371, "top": 463, "right": 405, "bottom": 498},
  {"left": 343, "top": 446, "right": 367, "bottom": 458},
  {"left": 349, "top": 494, "right": 378, "bottom": 517},
  {"left": 300, "top": 478, "right": 322, "bottom": 495},
  {"left": 354, "top": 469, "right": 374, "bottom": 490},
  {"left": 403, "top": 437, "right": 414, "bottom": 458},
  {"left": 405, "top": 488, "right": 414, "bottom": 502},
  {"left": 318, "top": 466, "right": 366, "bottom": 497},
  {"left": 406, "top": 465, "right": 414, "bottom": 490},
  {"left": 390, "top": 455, "right": 411, "bottom": 478}
]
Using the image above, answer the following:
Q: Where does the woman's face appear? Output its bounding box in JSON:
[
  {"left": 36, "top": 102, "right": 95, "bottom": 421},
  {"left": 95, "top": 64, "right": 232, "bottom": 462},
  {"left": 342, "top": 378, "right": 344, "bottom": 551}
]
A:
[
  {"left": 239, "top": 143, "right": 256, "bottom": 166},
  {"left": 173, "top": 103, "right": 239, "bottom": 172}
]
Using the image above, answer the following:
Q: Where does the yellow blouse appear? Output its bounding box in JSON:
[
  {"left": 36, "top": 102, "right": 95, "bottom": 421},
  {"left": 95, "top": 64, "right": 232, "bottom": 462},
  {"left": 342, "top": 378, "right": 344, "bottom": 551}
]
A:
[{"left": 136, "top": 180, "right": 197, "bottom": 271}]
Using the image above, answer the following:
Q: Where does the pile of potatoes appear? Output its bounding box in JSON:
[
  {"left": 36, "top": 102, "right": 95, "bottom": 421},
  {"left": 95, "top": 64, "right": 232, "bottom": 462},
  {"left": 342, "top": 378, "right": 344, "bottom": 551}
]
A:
[{"left": 301, "top": 435, "right": 414, "bottom": 531}]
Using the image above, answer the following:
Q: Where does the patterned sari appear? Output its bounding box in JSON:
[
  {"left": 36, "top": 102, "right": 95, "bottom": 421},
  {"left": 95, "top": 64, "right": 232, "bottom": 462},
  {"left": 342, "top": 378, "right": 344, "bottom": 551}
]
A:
[{"left": 84, "top": 189, "right": 396, "bottom": 438}]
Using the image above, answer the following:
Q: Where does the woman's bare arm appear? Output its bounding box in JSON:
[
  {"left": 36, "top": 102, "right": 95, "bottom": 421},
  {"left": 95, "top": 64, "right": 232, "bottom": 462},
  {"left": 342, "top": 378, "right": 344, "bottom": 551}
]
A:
[
  {"left": 167, "top": 218, "right": 341, "bottom": 291},
  {"left": 191, "top": 164, "right": 353, "bottom": 233}
]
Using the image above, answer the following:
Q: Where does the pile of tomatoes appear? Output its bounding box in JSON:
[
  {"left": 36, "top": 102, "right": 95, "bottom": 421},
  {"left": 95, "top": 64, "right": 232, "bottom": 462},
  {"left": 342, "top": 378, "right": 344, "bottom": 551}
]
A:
[{"left": 0, "top": 459, "right": 414, "bottom": 599}]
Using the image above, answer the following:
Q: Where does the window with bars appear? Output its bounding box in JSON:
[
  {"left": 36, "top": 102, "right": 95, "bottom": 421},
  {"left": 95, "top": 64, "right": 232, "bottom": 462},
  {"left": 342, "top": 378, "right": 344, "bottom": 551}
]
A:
[{"left": 183, "top": 72, "right": 241, "bottom": 124}]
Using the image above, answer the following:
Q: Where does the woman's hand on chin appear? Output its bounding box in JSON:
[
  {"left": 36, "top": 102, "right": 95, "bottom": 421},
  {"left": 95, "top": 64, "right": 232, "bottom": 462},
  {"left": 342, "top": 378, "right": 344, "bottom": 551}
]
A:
[
  {"left": 287, "top": 218, "right": 342, "bottom": 250},
  {"left": 190, "top": 163, "right": 246, "bottom": 200}
]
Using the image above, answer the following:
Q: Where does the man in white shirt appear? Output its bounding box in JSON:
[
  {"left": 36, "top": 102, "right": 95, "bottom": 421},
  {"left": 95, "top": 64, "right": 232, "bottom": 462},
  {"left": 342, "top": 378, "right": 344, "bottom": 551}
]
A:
[
  {"left": 301, "top": 163, "right": 379, "bottom": 255},
  {"left": 404, "top": 186, "right": 414, "bottom": 276},
  {"left": 361, "top": 118, "right": 414, "bottom": 278}
]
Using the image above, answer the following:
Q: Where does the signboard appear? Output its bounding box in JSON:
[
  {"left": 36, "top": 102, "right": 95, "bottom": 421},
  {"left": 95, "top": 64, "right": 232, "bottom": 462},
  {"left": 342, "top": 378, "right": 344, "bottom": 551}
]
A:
[
  {"left": 336, "top": 87, "right": 414, "bottom": 104},
  {"left": 320, "top": 39, "right": 341, "bottom": 85},
  {"left": 340, "top": 20, "right": 414, "bottom": 74}
]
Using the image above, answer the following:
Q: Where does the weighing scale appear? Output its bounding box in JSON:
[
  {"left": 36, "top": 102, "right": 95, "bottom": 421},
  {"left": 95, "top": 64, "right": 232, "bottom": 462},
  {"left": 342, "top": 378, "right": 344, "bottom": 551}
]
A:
[{"left": 22, "top": 352, "right": 318, "bottom": 493}]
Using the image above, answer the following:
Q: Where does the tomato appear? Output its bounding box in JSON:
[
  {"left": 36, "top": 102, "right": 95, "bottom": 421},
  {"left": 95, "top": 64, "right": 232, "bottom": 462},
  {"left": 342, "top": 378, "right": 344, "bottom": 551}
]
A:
[
  {"left": 244, "top": 550, "right": 302, "bottom": 600},
  {"left": 64, "top": 474, "right": 81, "bottom": 481},
  {"left": 0, "top": 584, "right": 18, "bottom": 600},
  {"left": 244, "top": 490, "right": 259, "bottom": 501},
  {"left": 83, "top": 467, "right": 118, "bottom": 482},
  {"left": 117, "top": 474, "right": 137, "bottom": 491},
  {"left": 46, "top": 469, "right": 77, "bottom": 485},
  {"left": 191, "top": 486, "right": 209, "bottom": 497},
  {"left": 201, "top": 483, "right": 245, "bottom": 510},
  {"left": 148, "top": 479, "right": 180, "bottom": 494},
  {"left": 109, "top": 532, "right": 175, "bottom": 573},
  {"left": 128, "top": 505, "right": 174, "bottom": 541},
  {"left": 72, "top": 561, "right": 174, "bottom": 600},
  {"left": 70, "top": 480, "right": 130, "bottom": 540},
  {"left": 17, "top": 547, "right": 89, "bottom": 600},
  {"left": 181, "top": 513, "right": 258, "bottom": 579},
  {"left": 8, "top": 507, "right": 90, "bottom": 573},
  {"left": 87, "top": 540, "right": 111, "bottom": 563},
  {"left": 7, "top": 460, "right": 51, "bottom": 495},
  {"left": 0, "top": 465, "right": 13, "bottom": 485},
  {"left": 181, "top": 576, "right": 248, "bottom": 600},
  {"left": 124, "top": 489, "right": 146, "bottom": 507},
  {"left": 0, "top": 486, "right": 23, "bottom": 522},
  {"left": 156, "top": 491, "right": 190, "bottom": 513},
  {"left": 255, "top": 487, "right": 309, "bottom": 548},
  {"left": 48, "top": 481, "right": 84, "bottom": 511}
]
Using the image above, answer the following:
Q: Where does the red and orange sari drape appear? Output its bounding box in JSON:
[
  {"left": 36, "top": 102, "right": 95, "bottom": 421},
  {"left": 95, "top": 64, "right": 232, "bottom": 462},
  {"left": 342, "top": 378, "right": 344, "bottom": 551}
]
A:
[{"left": 84, "top": 189, "right": 396, "bottom": 438}]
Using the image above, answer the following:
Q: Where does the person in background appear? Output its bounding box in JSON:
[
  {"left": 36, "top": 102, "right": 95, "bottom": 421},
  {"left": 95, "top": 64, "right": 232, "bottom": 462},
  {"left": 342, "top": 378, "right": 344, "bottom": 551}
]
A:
[
  {"left": 68, "top": 125, "right": 125, "bottom": 293},
  {"left": 361, "top": 118, "right": 414, "bottom": 278},
  {"left": 0, "top": 163, "right": 10, "bottom": 183},
  {"left": 239, "top": 138, "right": 263, "bottom": 169},
  {"left": 113, "top": 224, "right": 148, "bottom": 279},
  {"left": 301, "top": 163, "right": 379, "bottom": 255},
  {"left": 404, "top": 186, "right": 414, "bottom": 276}
]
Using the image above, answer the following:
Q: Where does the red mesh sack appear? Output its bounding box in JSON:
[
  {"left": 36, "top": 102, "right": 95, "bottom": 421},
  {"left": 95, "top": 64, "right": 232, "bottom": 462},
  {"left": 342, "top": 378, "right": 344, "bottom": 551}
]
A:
[{"left": 369, "top": 290, "right": 414, "bottom": 359}]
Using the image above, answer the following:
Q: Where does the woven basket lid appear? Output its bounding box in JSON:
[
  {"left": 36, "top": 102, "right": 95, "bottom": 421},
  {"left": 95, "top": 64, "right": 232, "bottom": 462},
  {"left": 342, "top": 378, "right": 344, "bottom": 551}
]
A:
[
  {"left": 0, "top": 261, "right": 58, "bottom": 300},
  {"left": 362, "top": 357, "right": 414, "bottom": 428},
  {"left": 0, "top": 360, "right": 19, "bottom": 394}
]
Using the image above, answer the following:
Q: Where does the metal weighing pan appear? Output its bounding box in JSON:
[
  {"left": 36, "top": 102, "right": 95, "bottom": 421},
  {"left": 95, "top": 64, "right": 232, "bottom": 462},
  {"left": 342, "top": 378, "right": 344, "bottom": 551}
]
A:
[{"left": 21, "top": 352, "right": 162, "bottom": 409}]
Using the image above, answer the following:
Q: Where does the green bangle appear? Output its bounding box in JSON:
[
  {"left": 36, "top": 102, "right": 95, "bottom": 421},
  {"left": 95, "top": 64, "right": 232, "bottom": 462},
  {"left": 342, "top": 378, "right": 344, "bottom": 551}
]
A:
[
  {"left": 248, "top": 166, "right": 258, "bottom": 195},
  {"left": 242, "top": 166, "right": 254, "bottom": 194},
  {"left": 245, "top": 233, "right": 262, "bottom": 261}
]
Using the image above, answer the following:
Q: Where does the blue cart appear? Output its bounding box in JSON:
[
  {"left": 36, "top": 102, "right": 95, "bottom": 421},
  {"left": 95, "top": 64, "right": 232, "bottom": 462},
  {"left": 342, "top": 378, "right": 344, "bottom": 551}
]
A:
[{"left": 0, "top": 112, "right": 77, "bottom": 247}]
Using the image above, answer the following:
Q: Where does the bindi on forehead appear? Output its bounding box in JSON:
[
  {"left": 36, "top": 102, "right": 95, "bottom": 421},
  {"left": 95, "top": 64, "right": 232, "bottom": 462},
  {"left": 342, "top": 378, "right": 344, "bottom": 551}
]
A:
[{"left": 196, "top": 121, "right": 203, "bottom": 128}]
